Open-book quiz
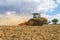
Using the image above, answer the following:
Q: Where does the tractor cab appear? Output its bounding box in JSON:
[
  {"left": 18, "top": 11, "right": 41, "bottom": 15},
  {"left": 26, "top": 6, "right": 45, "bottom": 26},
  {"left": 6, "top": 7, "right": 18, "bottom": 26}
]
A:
[{"left": 33, "top": 13, "right": 40, "bottom": 19}]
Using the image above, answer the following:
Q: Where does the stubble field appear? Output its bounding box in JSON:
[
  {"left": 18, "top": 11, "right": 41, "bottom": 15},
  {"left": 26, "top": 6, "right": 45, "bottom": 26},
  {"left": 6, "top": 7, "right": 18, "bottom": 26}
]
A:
[{"left": 0, "top": 25, "right": 60, "bottom": 40}]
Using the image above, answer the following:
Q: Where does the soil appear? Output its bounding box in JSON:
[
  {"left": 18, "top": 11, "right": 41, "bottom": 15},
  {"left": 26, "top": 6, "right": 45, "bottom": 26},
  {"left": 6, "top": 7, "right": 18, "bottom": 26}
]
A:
[{"left": 0, "top": 25, "right": 60, "bottom": 40}]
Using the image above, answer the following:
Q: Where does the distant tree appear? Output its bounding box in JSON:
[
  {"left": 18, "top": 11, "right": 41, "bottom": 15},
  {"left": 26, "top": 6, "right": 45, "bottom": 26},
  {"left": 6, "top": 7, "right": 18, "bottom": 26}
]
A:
[{"left": 52, "top": 19, "right": 58, "bottom": 24}]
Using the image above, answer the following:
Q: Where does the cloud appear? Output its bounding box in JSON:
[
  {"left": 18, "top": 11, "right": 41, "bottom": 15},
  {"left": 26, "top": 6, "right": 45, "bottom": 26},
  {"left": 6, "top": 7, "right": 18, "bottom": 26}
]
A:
[
  {"left": 0, "top": 0, "right": 58, "bottom": 13},
  {"left": 57, "top": 0, "right": 60, "bottom": 4},
  {"left": 36, "top": 0, "right": 58, "bottom": 12}
]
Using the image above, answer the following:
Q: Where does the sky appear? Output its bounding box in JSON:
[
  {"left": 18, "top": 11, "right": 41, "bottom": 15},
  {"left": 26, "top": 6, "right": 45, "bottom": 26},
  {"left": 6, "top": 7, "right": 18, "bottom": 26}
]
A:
[{"left": 0, "top": 0, "right": 60, "bottom": 25}]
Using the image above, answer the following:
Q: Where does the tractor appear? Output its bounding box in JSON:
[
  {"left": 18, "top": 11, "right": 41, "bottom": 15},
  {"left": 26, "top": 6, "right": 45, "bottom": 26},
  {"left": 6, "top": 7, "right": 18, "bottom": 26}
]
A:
[
  {"left": 18, "top": 13, "right": 48, "bottom": 26},
  {"left": 26, "top": 13, "right": 48, "bottom": 26}
]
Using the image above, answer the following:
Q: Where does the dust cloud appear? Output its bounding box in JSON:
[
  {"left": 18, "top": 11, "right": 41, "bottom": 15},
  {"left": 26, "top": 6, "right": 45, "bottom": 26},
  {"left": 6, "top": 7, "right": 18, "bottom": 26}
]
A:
[{"left": 0, "top": 12, "right": 31, "bottom": 25}]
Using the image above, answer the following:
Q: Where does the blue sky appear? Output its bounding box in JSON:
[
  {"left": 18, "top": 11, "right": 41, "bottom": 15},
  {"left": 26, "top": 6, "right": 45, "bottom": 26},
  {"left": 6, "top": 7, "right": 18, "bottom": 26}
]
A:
[{"left": 0, "top": 0, "right": 60, "bottom": 25}]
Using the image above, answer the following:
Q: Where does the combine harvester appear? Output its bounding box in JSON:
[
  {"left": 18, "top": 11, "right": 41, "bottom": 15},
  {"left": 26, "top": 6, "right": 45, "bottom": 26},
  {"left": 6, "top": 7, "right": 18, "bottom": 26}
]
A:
[{"left": 19, "top": 13, "right": 48, "bottom": 26}]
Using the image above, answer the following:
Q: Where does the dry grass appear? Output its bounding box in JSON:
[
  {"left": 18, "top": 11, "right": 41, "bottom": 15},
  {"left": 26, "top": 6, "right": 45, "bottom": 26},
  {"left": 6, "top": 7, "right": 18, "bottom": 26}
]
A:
[{"left": 0, "top": 25, "right": 60, "bottom": 40}]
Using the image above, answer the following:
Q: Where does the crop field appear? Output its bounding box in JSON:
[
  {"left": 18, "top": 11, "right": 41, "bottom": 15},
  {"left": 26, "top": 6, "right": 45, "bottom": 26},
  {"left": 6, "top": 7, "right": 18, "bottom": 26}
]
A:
[{"left": 0, "top": 25, "right": 60, "bottom": 40}]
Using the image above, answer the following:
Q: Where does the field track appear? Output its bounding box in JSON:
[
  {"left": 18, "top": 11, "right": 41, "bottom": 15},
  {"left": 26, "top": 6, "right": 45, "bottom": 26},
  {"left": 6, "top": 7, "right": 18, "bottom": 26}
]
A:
[{"left": 0, "top": 25, "right": 60, "bottom": 40}]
